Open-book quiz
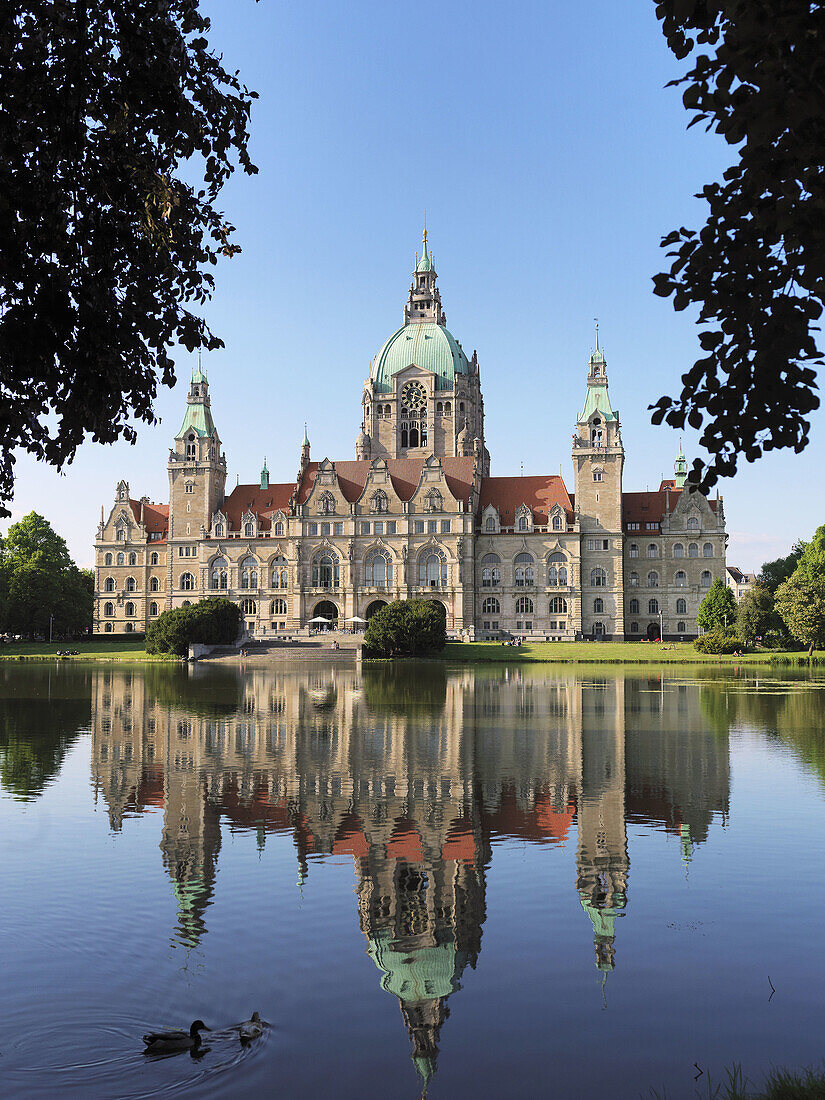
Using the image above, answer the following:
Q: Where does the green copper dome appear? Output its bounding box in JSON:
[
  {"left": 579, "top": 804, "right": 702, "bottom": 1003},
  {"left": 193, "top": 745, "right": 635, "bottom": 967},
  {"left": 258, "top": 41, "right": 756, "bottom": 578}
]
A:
[{"left": 370, "top": 322, "right": 470, "bottom": 393}]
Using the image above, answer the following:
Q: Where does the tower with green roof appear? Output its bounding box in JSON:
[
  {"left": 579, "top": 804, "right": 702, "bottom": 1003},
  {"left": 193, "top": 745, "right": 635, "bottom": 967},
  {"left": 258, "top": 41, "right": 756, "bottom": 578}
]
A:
[
  {"left": 168, "top": 360, "right": 227, "bottom": 544},
  {"left": 674, "top": 442, "right": 687, "bottom": 488},
  {"left": 357, "top": 229, "right": 489, "bottom": 473}
]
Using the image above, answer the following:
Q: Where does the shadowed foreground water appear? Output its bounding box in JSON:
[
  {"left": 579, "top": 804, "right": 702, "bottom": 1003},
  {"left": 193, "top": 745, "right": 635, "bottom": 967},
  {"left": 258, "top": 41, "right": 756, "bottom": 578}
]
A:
[{"left": 1, "top": 661, "right": 825, "bottom": 1099}]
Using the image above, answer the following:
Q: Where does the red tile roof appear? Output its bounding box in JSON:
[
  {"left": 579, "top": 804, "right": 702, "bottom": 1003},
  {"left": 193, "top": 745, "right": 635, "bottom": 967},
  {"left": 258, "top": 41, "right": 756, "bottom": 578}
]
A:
[
  {"left": 622, "top": 489, "right": 719, "bottom": 528},
  {"left": 296, "top": 456, "right": 476, "bottom": 506},
  {"left": 129, "top": 500, "right": 169, "bottom": 538},
  {"left": 223, "top": 484, "right": 296, "bottom": 531},
  {"left": 479, "top": 475, "right": 572, "bottom": 526}
]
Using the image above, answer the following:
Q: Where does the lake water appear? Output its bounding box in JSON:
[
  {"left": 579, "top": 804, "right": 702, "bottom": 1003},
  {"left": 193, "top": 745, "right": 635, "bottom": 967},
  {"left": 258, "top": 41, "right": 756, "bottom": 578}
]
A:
[{"left": 1, "top": 661, "right": 825, "bottom": 1099}]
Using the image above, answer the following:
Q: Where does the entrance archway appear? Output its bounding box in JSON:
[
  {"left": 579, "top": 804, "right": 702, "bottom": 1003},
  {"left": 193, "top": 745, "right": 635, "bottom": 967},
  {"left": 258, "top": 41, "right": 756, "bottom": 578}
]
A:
[
  {"left": 313, "top": 600, "right": 338, "bottom": 629},
  {"left": 646, "top": 622, "right": 660, "bottom": 641},
  {"left": 365, "top": 600, "right": 387, "bottom": 620}
]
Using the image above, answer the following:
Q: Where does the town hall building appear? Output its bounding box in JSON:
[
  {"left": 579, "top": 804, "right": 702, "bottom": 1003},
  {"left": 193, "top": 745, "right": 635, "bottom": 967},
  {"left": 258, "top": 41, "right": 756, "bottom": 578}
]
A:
[{"left": 94, "top": 231, "right": 727, "bottom": 640}]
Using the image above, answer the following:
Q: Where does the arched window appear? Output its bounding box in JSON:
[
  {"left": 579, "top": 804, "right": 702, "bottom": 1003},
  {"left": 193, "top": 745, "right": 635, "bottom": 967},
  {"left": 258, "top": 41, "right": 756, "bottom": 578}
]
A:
[
  {"left": 125, "top": 576, "right": 137, "bottom": 592},
  {"left": 271, "top": 598, "right": 288, "bottom": 615},
  {"left": 630, "top": 621, "right": 639, "bottom": 633},
  {"left": 271, "top": 555, "right": 288, "bottom": 588},
  {"left": 125, "top": 622, "right": 134, "bottom": 633},
  {"left": 104, "top": 576, "right": 115, "bottom": 592},
  {"left": 481, "top": 554, "right": 501, "bottom": 587},
  {"left": 150, "top": 551, "right": 159, "bottom": 565},
  {"left": 517, "top": 513, "right": 529, "bottom": 532},
  {"left": 593, "top": 621, "right": 605, "bottom": 637},
  {"left": 701, "top": 570, "right": 713, "bottom": 587},
  {"left": 687, "top": 516, "right": 699, "bottom": 531},
  {"left": 104, "top": 602, "right": 114, "bottom": 617},
  {"left": 116, "top": 528, "right": 126, "bottom": 541},
  {"left": 365, "top": 548, "right": 393, "bottom": 587},
  {"left": 514, "top": 553, "right": 535, "bottom": 587},
  {"left": 677, "top": 621, "right": 686, "bottom": 633},
  {"left": 688, "top": 542, "right": 699, "bottom": 557},
  {"left": 703, "top": 542, "right": 714, "bottom": 557},
  {"left": 419, "top": 549, "right": 447, "bottom": 588},
  {"left": 401, "top": 426, "right": 408, "bottom": 448},
  {"left": 125, "top": 601, "right": 135, "bottom": 617},
  {"left": 675, "top": 570, "right": 687, "bottom": 587},
  {"left": 629, "top": 543, "right": 639, "bottom": 558},
  {"left": 129, "top": 552, "right": 139, "bottom": 566},
  {"left": 552, "top": 513, "right": 563, "bottom": 531},
  {"left": 214, "top": 523, "right": 224, "bottom": 538},
  {"left": 549, "top": 596, "right": 568, "bottom": 615},
  {"left": 104, "top": 622, "right": 113, "bottom": 632},
  {"left": 673, "top": 543, "right": 684, "bottom": 558},
  {"left": 485, "top": 515, "right": 496, "bottom": 532},
  {"left": 150, "top": 602, "right": 158, "bottom": 617},
  {"left": 647, "top": 544, "right": 658, "bottom": 558},
  {"left": 241, "top": 598, "right": 257, "bottom": 616},
  {"left": 647, "top": 571, "right": 659, "bottom": 588},
  {"left": 409, "top": 426, "right": 419, "bottom": 447},
  {"left": 211, "top": 556, "right": 229, "bottom": 590},
  {"left": 243, "top": 521, "right": 254, "bottom": 537},
  {"left": 591, "top": 418, "right": 602, "bottom": 445},
  {"left": 150, "top": 577, "right": 160, "bottom": 592},
  {"left": 649, "top": 598, "right": 659, "bottom": 614},
  {"left": 547, "top": 552, "right": 566, "bottom": 586},
  {"left": 424, "top": 489, "right": 442, "bottom": 513},
  {"left": 594, "top": 597, "right": 604, "bottom": 613},
  {"left": 591, "top": 568, "right": 606, "bottom": 587},
  {"left": 444, "top": 401, "right": 451, "bottom": 414},
  {"left": 676, "top": 598, "right": 687, "bottom": 615},
  {"left": 515, "top": 596, "right": 533, "bottom": 615},
  {"left": 104, "top": 552, "right": 113, "bottom": 566},
  {"left": 313, "top": 551, "right": 339, "bottom": 589},
  {"left": 180, "top": 572, "right": 195, "bottom": 591},
  {"left": 186, "top": 433, "right": 196, "bottom": 460},
  {"left": 274, "top": 521, "right": 284, "bottom": 536},
  {"left": 629, "top": 598, "right": 639, "bottom": 614},
  {"left": 482, "top": 596, "right": 500, "bottom": 615},
  {"left": 240, "top": 556, "right": 258, "bottom": 589},
  {"left": 116, "top": 552, "right": 125, "bottom": 566},
  {"left": 629, "top": 571, "right": 639, "bottom": 587},
  {"left": 370, "top": 490, "right": 388, "bottom": 514}
]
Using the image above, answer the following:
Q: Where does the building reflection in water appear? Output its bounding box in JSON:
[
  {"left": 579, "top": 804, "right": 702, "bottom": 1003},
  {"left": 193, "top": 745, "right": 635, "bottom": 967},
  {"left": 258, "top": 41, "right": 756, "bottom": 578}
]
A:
[{"left": 90, "top": 665, "right": 729, "bottom": 1092}]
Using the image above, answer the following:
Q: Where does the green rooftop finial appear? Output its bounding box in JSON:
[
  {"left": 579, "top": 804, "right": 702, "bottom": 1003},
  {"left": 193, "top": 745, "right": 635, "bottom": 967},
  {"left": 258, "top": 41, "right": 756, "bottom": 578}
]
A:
[
  {"left": 302, "top": 422, "right": 309, "bottom": 447},
  {"left": 260, "top": 457, "right": 269, "bottom": 490},
  {"left": 192, "top": 348, "right": 207, "bottom": 385},
  {"left": 416, "top": 226, "right": 434, "bottom": 273},
  {"left": 674, "top": 439, "right": 687, "bottom": 487}
]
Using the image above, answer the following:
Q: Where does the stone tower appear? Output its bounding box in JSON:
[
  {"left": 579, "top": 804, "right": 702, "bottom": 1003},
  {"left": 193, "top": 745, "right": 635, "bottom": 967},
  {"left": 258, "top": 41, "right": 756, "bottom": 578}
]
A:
[
  {"left": 168, "top": 361, "right": 227, "bottom": 540},
  {"left": 572, "top": 334, "right": 625, "bottom": 639},
  {"left": 358, "top": 230, "right": 490, "bottom": 474}
]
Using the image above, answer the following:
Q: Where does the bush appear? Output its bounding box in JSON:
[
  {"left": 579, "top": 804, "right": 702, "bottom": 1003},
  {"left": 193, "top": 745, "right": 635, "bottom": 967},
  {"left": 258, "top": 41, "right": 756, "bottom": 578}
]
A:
[
  {"left": 145, "top": 598, "right": 241, "bottom": 656},
  {"left": 693, "top": 631, "right": 744, "bottom": 654},
  {"left": 363, "top": 599, "right": 447, "bottom": 659}
]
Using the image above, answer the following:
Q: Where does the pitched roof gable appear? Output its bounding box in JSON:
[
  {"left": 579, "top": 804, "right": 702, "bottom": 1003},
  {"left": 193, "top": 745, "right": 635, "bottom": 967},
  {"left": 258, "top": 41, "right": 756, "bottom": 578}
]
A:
[{"left": 479, "top": 475, "right": 572, "bottom": 526}]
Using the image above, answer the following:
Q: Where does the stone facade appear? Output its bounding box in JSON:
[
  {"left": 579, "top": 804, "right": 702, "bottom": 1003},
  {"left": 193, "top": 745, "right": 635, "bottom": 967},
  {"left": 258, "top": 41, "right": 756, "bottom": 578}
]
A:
[{"left": 93, "top": 232, "right": 727, "bottom": 640}]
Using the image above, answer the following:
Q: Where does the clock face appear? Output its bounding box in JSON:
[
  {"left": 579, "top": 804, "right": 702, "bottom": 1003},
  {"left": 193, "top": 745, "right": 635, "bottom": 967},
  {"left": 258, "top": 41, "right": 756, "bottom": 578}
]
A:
[{"left": 401, "top": 381, "right": 427, "bottom": 410}]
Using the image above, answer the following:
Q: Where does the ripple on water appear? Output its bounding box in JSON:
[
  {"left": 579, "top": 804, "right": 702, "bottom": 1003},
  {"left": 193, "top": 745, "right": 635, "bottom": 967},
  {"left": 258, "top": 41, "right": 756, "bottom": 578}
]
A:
[{"left": 3, "top": 1012, "right": 272, "bottom": 1099}]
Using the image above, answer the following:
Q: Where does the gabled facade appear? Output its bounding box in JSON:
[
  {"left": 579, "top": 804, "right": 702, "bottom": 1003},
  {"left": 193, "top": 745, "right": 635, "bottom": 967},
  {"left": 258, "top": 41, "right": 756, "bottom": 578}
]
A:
[{"left": 93, "top": 232, "right": 727, "bottom": 640}]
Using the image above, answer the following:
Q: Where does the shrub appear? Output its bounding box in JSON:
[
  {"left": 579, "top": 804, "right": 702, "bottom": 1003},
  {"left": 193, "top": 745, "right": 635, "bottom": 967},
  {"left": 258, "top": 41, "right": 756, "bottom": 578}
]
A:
[
  {"left": 363, "top": 599, "right": 447, "bottom": 659},
  {"left": 145, "top": 598, "right": 241, "bottom": 656},
  {"left": 693, "top": 631, "right": 744, "bottom": 654}
]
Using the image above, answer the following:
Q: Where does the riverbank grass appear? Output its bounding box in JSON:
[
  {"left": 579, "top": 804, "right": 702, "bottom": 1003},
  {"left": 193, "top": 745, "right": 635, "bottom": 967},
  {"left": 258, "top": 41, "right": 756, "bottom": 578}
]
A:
[
  {"left": 0, "top": 640, "right": 172, "bottom": 661},
  {"left": 652, "top": 1061, "right": 825, "bottom": 1099},
  {"left": 444, "top": 641, "right": 823, "bottom": 664}
]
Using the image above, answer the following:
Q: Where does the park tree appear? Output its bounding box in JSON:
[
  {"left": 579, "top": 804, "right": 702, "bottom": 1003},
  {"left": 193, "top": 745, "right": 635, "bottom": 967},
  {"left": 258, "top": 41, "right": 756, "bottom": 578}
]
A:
[
  {"left": 775, "top": 573, "right": 825, "bottom": 653},
  {"left": 794, "top": 523, "right": 825, "bottom": 581},
  {"left": 0, "top": 1, "right": 258, "bottom": 514},
  {"left": 759, "top": 542, "right": 804, "bottom": 593},
  {"left": 697, "top": 577, "right": 737, "bottom": 633},
  {"left": 734, "top": 583, "right": 776, "bottom": 645},
  {"left": 145, "top": 598, "right": 241, "bottom": 656},
  {"left": 363, "top": 600, "right": 447, "bottom": 659},
  {"left": 651, "top": 2, "right": 824, "bottom": 491}
]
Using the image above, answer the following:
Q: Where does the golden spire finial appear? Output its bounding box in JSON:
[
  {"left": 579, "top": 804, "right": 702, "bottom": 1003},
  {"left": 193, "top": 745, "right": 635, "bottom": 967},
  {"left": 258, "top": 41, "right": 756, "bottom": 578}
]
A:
[{"left": 423, "top": 226, "right": 428, "bottom": 244}]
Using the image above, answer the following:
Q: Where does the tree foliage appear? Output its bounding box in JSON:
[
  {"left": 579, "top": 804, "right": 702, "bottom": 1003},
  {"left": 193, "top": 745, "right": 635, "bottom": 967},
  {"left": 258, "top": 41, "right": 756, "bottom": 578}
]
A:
[
  {"left": 697, "top": 577, "right": 737, "bottom": 632},
  {"left": 735, "top": 583, "right": 776, "bottom": 644},
  {"left": 759, "top": 541, "right": 804, "bottom": 593},
  {"left": 775, "top": 572, "right": 825, "bottom": 651},
  {"left": 145, "top": 598, "right": 241, "bottom": 656},
  {"left": 0, "top": 1, "right": 258, "bottom": 513},
  {"left": 363, "top": 600, "right": 447, "bottom": 659},
  {"left": 651, "top": 1, "right": 823, "bottom": 491},
  {"left": 0, "top": 512, "right": 92, "bottom": 636}
]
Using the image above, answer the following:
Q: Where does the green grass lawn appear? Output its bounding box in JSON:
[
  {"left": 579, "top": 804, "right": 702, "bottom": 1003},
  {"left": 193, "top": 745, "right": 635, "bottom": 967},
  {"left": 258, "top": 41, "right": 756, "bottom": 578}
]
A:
[
  {"left": 444, "top": 640, "right": 822, "bottom": 664},
  {"left": 0, "top": 639, "right": 174, "bottom": 660}
]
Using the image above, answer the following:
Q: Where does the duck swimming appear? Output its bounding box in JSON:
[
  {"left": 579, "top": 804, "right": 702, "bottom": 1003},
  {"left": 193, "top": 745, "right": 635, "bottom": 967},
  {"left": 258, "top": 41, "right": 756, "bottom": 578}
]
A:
[
  {"left": 238, "top": 1012, "right": 265, "bottom": 1042},
  {"left": 142, "top": 1020, "right": 211, "bottom": 1055}
]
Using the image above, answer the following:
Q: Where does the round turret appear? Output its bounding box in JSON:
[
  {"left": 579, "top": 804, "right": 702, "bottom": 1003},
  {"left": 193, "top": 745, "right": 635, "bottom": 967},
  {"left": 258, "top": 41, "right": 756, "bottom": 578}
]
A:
[{"left": 355, "top": 427, "right": 371, "bottom": 460}]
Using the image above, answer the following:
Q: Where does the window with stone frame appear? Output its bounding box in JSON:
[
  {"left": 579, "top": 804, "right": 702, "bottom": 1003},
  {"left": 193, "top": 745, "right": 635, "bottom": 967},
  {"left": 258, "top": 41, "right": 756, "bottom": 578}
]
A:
[
  {"left": 515, "top": 596, "right": 533, "bottom": 615},
  {"left": 418, "top": 549, "right": 447, "bottom": 588},
  {"left": 549, "top": 596, "right": 567, "bottom": 615},
  {"left": 312, "top": 551, "right": 339, "bottom": 589},
  {"left": 318, "top": 492, "right": 336, "bottom": 516},
  {"left": 675, "top": 570, "right": 687, "bottom": 587},
  {"left": 676, "top": 598, "right": 687, "bottom": 614},
  {"left": 482, "top": 596, "right": 500, "bottom": 615},
  {"left": 370, "top": 490, "right": 388, "bottom": 514},
  {"left": 211, "top": 557, "right": 229, "bottom": 590},
  {"left": 364, "top": 548, "right": 392, "bottom": 587},
  {"left": 481, "top": 554, "right": 500, "bottom": 588},
  {"left": 514, "top": 553, "right": 535, "bottom": 587},
  {"left": 180, "top": 572, "right": 195, "bottom": 591},
  {"left": 591, "top": 567, "right": 606, "bottom": 587},
  {"left": 673, "top": 543, "right": 684, "bottom": 557},
  {"left": 271, "top": 556, "right": 288, "bottom": 588},
  {"left": 240, "top": 556, "right": 258, "bottom": 590}
]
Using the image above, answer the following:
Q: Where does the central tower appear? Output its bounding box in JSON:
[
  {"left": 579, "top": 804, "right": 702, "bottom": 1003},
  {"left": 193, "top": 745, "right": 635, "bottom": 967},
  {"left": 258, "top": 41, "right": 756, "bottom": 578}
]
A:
[{"left": 356, "top": 231, "right": 489, "bottom": 473}]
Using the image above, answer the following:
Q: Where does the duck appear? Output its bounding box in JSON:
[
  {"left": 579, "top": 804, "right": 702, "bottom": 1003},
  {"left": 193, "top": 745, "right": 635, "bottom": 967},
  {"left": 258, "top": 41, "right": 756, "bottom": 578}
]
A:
[
  {"left": 238, "top": 1011, "right": 265, "bottom": 1042},
  {"left": 142, "top": 1019, "right": 211, "bottom": 1055}
]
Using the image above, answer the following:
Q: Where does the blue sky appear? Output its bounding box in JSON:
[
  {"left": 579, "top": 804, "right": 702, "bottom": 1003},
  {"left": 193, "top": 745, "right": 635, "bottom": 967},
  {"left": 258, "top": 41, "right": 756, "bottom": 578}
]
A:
[{"left": 8, "top": 0, "right": 822, "bottom": 569}]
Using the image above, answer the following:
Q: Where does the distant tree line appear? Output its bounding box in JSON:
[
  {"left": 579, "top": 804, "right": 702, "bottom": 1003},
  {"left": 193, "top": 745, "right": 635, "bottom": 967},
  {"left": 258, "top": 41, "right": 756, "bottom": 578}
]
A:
[
  {"left": 696, "top": 525, "right": 825, "bottom": 653},
  {"left": 0, "top": 513, "right": 93, "bottom": 638}
]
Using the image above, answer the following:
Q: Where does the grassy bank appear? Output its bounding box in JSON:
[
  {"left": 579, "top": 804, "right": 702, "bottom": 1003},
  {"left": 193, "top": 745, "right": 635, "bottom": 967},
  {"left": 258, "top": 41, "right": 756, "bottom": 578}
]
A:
[
  {"left": 652, "top": 1061, "right": 825, "bottom": 1099},
  {"left": 443, "top": 641, "right": 824, "bottom": 665},
  {"left": 0, "top": 640, "right": 176, "bottom": 661}
]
